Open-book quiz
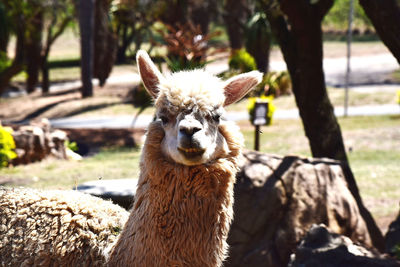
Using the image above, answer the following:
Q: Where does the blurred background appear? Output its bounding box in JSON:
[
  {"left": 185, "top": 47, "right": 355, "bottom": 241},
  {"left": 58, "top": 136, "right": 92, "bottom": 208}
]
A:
[{"left": 0, "top": 0, "right": 399, "bottom": 243}]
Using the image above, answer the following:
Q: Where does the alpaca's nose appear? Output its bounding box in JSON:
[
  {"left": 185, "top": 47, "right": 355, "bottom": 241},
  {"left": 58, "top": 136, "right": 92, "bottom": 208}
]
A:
[
  {"left": 179, "top": 125, "right": 201, "bottom": 137},
  {"left": 178, "top": 116, "right": 202, "bottom": 138}
]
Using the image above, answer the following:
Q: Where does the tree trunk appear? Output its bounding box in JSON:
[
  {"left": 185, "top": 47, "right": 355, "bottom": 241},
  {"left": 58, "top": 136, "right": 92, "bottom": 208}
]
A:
[
  {"left": 189, "top": 0, "right": 211, "bottom": 34},
  {"left": 359, "top": 0, "right": 400, "bottom": 65},
  {"left": 265, "top": 0, "right": 348, "bottom": 162},
  {"left": 41, "top": 58, "right": 50, "bottom": 94},
  {"left": 116, "top": 24, "right": 133, "bottom": 64},
  {"left": 25, "top": 9, "right": 43, "bottom": 93},
  {"left": 245, "top": 13, "right": 272, "bottom": 73},
  {"left": 261, "top": 0, "right": 385, "bottom": 251},
  {"left": 78, "top": 0, "right": 95, "bottom": 98},
  {"left": 223, "top": 0, "right": 249, "bottom": 50},
  {"left": 0, "top": 17, "right": 25, "bottom": 95},
  {"left": 93, "top": 0, "right": 117, "bottom": 86},
  {"left": 0, "top": 2, "right": 9, "bottom": 53}
]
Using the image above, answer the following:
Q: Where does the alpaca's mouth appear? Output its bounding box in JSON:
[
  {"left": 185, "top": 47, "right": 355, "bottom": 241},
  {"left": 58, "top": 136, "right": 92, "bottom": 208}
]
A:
[{"left": 178, "top": 147, "right": 205, "bottom": 158}]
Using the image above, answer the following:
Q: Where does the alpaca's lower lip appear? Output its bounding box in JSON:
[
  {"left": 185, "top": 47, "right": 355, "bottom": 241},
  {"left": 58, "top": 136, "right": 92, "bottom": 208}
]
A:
[{"left": 178, "top": 147, "right": 205, "bottom": 158}]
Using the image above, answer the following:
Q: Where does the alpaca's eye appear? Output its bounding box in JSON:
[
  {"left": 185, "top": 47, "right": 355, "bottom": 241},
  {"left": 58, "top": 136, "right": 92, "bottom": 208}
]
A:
[
  {"left": 212, "top": 114, "right": 221, "bottom": 123},
  {"left": 159, "top": 116, "right": 169, "bottom": 125}
]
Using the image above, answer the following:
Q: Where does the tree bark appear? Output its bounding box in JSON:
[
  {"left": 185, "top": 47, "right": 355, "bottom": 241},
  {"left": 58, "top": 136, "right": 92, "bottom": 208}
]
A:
[
  {"left": 26, "top": 8, "right": 43, "bottom": 94},
  {"left": 189, "top": 0, "right": 211, "bottom": 34},
  {"left": 223, "top": 0, "right": 249, "bottom": 50},
  {"left": 78, "top": 0, "right": 95, "bottom": 98},
  {"left": 93, "top": 0, "right": 117, "bottom": 87},
  {"left": 40, "top": 58, "right": 50, "bottom": 94},
  {"left": 0, "top": 2, "right": 9, "bottom": 53},
  {"left": 359, "top": 0, "right": 400, "bottom": 65},
  {"left": 0, "top": 16, "right": 25, "bottom": 95},
  {"left": 245, "top": 13, "right": 272, "bottom": 73}
]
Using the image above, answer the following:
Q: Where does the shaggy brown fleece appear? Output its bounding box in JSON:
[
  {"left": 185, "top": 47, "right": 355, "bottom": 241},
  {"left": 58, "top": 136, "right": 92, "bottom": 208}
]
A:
[
  {"left": 0, "top": 187, "right": 129, "bottom": 266},
  {"left": 108, "top": 120, "right": 243, "bottom": 267}
]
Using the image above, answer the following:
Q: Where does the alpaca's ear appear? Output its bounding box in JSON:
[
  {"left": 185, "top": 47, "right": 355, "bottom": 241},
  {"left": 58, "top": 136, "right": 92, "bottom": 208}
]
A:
[
  {"left": 223, "top": 71, "right": 263, "bottom": 106},
  {"left": 136, "top": 50, "right": 164, "bottom": 98}
]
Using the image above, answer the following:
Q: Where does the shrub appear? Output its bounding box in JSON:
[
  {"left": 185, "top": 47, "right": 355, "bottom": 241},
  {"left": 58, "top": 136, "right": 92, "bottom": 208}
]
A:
[
  {"left": 65, "top": 140, "right": 78, "bottom": 152},
  {"left": 156, "top": 22, "right": 223, "bottom": 72},
  {"left": 251, "top": 71, "right": 292, "bottom": 97},
  {"left": 228, "top": 49, "right": 257, "bottom": 73},
  {"left": 0, "top": 125, "right": 17, "bottom": 167}
]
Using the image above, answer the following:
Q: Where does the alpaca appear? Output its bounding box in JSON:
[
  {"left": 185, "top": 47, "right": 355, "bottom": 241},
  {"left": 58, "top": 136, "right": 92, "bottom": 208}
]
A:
[
  {"left": 0, "top": 187, "right": 129, "bottom": 266},
  {"left": 107, "top": 50, "right": 262, "bottom": 266}
]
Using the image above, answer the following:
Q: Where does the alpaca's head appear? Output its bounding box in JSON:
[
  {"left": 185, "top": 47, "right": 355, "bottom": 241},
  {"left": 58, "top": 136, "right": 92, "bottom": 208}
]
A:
[{"left": 137, "top": 50, "right": 262, "bottom": 166}]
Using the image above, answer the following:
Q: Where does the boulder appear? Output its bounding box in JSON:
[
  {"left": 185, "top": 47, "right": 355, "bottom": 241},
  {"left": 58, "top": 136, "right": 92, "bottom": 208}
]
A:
[
  {"left": 76, "top": 179, "right": 138, "bottom": 210},
  {"left": 288, "top": 224, "right": 400, "bottom": 267},
  {"left": 61, "top": 128, "right": 145, "bottom": 155},
  {"left": 226, "top": 151, "right": 378, "bottom": 267}
]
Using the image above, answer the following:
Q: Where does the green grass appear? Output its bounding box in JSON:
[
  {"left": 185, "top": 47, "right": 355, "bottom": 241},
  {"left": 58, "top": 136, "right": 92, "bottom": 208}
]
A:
[
  {"left": 392, "top": 69, "right": 400, "bottom": 83},
  {"left": 0, "top": 147, "right": 141, "bottom": 190}
]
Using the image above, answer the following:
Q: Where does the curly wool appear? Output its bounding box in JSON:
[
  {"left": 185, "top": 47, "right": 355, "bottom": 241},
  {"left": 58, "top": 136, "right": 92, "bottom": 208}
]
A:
[
  {"left": 108, "top": 120, "right": 244, "bottom": 267},
  {"left": 0, "top": 187, "right": 129, "bottom": 267}
]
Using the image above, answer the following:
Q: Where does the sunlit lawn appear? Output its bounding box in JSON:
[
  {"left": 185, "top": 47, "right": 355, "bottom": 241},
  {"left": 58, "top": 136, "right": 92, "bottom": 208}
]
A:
[
  {"left": 1, "top": 147, "right": 142, "bottom": 190},
  {"left": 1, "top": 115, "right": 399, "bottom": 221}
]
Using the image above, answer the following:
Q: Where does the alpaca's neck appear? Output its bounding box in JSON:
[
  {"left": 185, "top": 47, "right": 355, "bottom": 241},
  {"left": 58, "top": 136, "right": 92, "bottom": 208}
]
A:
[{"left": 108, "top": 121, "right": 242, "bottom": 267}]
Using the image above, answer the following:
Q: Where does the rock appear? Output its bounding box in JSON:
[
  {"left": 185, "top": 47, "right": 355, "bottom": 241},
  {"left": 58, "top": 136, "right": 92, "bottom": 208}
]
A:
[
  {"left": 288, "top": 224, "right": 400, "bottom": 267},
  {"left": 11, "top": 125, "right": 67, "bottom": 165},
  {"left": 386, "top": 208, "right": 400, "bottom": 256},
  {"left": 66, "top": 148, "right": 83, "bottom": 161},
  {"left": 226, "top": 151, "right": 377, "bottom": 267},
  {"left": 61, "top": 128, "right": 146, "bottom": 155},
  {"left": 76, "top": 179, "right": 138, "bottom": 210}
]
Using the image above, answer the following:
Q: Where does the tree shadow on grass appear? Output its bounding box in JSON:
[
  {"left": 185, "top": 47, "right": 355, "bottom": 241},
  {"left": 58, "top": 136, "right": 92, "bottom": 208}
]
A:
[
  {"left": 389, "top": 114, "right": 400, "bottom": 120},
  {"left": 22, "top": 97, "right": 81, "bottom": 121},
  {"left": 39, "top": 87, "right": 80, "bottom": 98},
  {"left": 59, "top": 102, "right": 122, "bottom": 118}
]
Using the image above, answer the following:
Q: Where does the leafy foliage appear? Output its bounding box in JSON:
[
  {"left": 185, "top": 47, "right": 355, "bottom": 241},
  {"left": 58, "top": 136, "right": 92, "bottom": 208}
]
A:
[
  {"left": 228, "top": 49, "right": 257, "bottom": 73},
  {"left": 323, "top": 0, "right": 373, "bottom": 31},
  {"left": 156, "top": 22, "right": 223, "bottom": 72},
  {"left": 65, "top": 140, "right": 78, "bottom": 152},
  {"left": 0, "top": 126, "right": 17, "bottom": 167},
  {"left": 0, "top": 51, "right": 11, "bottom": 73},
  {"left": 264, "top": 71, "right": 292, "bottom": 97},
  {"left": 250, "top": 71, "right": 292, "bottom": 98}
]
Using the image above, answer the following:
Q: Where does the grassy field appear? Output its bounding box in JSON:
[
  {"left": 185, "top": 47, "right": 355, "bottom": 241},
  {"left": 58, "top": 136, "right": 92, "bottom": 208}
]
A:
[{"left": 1, "top": 115, "right": 399, "bottom": 224}]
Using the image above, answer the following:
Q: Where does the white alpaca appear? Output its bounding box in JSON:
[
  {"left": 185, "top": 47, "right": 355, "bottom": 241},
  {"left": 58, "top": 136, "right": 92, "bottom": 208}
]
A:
[{"left": 0, "top": 50, "right": 261, "bottom": 267}]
